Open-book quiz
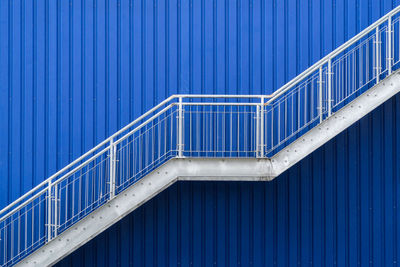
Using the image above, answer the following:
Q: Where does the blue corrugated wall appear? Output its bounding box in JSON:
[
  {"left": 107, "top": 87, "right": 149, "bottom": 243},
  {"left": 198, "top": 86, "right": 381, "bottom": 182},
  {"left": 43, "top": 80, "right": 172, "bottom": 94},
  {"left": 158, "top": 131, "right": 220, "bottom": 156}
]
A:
[{"left": 1, "top": 0, "right": 400, "bottom": 265}]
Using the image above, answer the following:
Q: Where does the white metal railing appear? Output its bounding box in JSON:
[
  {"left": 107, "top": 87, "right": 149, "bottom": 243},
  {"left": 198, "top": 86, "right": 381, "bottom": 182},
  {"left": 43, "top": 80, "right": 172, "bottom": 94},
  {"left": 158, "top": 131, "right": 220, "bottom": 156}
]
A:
[
  {"left": 0, "top": 95, "right": 268, "bottom": 266},
  {"left": 2, "top": 5, "right": 400, "bottom": 266},
  {"left": 263, "top": 6, "right": 400, "bottom": 155}
]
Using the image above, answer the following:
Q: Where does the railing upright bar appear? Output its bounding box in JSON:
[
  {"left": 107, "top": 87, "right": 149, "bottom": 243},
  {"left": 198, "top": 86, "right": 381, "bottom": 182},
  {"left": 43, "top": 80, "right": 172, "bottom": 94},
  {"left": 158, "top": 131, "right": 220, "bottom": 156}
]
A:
[
  {"left": 260, "top": 97, "right": 265, "bottom": 157},
  {"left": 376, "top": 27, "right": 381, "bottom": 83},
  {"left": 327, "top": 59, "right": 332, "bottom": 117},
  {"left": 318, "top": 66, "right": 323, "bottom": 122},
  {"left": 47, "top": 181, "right": 52, "bottom": 242},
  {"left": 54, "top": 183, "right": 58, "bottom": 238},
  {"left": 388, "top": 16, "right": 393, "bottom": 75},
  {"left": 177, "top": 97, "right": 184, "bottom": 158},
  {"left": 109, "top": 139, "right": 116, "bottom": 199},
  {"left": 256, "top": 105, "right": 260, "bottom": 157}
]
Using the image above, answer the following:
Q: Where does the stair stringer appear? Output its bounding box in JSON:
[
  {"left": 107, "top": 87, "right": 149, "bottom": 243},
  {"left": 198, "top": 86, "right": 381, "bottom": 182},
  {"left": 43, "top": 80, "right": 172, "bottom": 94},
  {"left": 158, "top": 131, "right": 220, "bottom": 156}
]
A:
[
  {"left": 17, "top": 158, "right": 273, "bottom": 267},
  {"left": 271, "top": 70, "right": 400, "bottom": 176}
]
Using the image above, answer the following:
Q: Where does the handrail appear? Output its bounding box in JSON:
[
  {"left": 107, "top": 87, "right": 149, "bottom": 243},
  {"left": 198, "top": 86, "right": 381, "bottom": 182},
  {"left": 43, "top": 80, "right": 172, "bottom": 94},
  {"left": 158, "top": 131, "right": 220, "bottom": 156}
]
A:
[{"left": 266, "top": 4, "right": 400, "bottom": 105}]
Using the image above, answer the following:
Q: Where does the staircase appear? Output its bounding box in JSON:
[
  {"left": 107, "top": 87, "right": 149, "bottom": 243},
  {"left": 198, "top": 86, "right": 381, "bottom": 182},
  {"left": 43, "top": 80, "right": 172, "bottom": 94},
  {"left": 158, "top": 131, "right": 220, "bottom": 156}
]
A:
[{"left": 2, "top": 6, "right": 400, "bottom": 267}]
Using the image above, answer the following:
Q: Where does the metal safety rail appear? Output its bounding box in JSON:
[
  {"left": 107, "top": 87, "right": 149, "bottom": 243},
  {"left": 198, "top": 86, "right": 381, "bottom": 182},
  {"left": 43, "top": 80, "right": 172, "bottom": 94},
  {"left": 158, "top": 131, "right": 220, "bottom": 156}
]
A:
[
  {"left": 0, "top": 95, "right": 269, "bottom": 266},
  {"left": 2, "top": 5, "right": 400, "bottom": 266},
  {"left": 264, "top": 6, "right": 400, "bottom": 155}
]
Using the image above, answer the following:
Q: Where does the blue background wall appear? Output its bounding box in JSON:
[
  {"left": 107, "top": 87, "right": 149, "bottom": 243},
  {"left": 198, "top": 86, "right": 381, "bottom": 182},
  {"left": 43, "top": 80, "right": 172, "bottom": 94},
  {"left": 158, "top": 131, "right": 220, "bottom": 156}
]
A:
[{"left": 1, "top": 0, "right": 400, "bottom": 266}]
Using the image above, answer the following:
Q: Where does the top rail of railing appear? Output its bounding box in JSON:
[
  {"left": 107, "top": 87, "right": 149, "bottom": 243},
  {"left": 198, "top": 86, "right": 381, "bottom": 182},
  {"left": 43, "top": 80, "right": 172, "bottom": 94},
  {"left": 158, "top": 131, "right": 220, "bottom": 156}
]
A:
[
  {"left": 0, "top": 94, "right": 270, "bottom": 218},
  {"left": 266, "top": 4, "right": 400, "bottom": 105}
]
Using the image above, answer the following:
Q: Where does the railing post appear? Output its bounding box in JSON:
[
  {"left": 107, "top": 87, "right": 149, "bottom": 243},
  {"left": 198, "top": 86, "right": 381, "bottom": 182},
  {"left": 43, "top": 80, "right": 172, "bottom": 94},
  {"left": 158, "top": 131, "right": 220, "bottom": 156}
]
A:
[
  {"left": 109, "top": 138, "right": 116, "bottom": 199},
  {"left": 54, "top": 183, "right": 58, "bottom": 238},
  {"left": 388, "top": 16, "right": 393, "bottom": 75},
  {"left": 318, "top": 66, "right": 323, "bottom": 123},
  {"left": 177, "top": 97, "right": 184, "bottom": 158},
  {"left": 256, "top": 104, "right": 260, "bottom": 157},
  {"left": 259, "top": 97, "right": 264, "bottom": 157},
  {"left": 47, "top": 181, "right": 52, "bottom": 242},
  {"left": 327, "top": 59, "right": 332, "bottom": 117},
  {"left": 375, "top": 27, "right": 381, "bottom": 83}
]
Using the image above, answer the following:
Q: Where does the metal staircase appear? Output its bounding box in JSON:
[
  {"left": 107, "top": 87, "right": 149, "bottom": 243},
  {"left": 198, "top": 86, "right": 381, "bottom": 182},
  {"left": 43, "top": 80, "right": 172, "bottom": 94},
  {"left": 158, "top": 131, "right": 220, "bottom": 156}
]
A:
[{"left": 3, "top": 5, "right": 400, "bottom": 267}]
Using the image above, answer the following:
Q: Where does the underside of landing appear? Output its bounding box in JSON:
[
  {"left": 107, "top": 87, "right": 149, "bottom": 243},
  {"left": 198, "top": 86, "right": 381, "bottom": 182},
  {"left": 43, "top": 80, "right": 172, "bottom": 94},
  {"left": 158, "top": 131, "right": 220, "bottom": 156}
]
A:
[{"left": 18, "top": 158, "right": 273, "bottom": 267}]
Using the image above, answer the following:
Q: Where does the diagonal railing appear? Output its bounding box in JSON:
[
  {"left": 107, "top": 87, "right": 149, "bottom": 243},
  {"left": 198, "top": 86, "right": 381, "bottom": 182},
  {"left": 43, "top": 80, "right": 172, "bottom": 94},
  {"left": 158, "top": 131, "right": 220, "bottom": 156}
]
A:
[
  {"left": 2, "top": 5, "right": 400, "bottom": 266},
  {"left": 264, "top": 6, "right": 400, "bottom": 156}
]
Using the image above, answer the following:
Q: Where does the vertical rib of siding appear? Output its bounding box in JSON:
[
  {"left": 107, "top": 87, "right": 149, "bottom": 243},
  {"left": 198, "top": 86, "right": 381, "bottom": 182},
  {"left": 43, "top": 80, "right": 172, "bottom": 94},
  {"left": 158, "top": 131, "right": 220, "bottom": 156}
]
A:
[
  {"left": 141, "top": 0, "right": 146, "bottom": 112},
  {"left": 105, "top": 0, "right": 109, "bottom": 137},
  {"left": 8, "top": 0, "right": 13, "bottom": 203},
  {"left": 80, "top": 0, "right": 85, "bottom": 153},
  {"left": 68, "top": 0, "right": 72, "bottom": 163},
  {"left": 0, "top": 0, "right": 7, "bottom": 208},
  {"left": 154, "top": 0, "right": 159, "bottom": 101},
  {"left": 20, "top": 0, "right": 25, "bottom": 195},
  {"left": 93, "top": 0, "right": 98, "bottom": 144},
  {"left": 12, "top": 0, "right": 21, "bottom": 204},
  {"left": 395, "top": 94, "right": 400, "bottom": 265},
  {"left": 117, "top": 0, "right": 121, "bottom": 129},
  {"left": 32, "top": 0, "right": 37, "bottom": 187}
]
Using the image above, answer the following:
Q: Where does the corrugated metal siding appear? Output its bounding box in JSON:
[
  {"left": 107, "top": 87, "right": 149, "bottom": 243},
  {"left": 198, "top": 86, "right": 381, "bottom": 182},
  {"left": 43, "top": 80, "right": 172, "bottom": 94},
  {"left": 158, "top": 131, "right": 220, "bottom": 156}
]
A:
[{"left": 1, "top": 0, "right": 400, "bottom": 266}]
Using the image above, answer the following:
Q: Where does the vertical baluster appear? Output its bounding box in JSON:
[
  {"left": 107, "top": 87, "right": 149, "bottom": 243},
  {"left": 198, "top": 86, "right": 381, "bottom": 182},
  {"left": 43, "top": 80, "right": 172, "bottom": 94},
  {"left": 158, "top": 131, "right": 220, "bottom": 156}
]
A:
[
  {"left": 177, "top": 97, "right": 184, "bottom": 158},
  {"left": 189, "top": 106, "right": 192, "bottom": 155},
  {"left": 327, "top": 59, "right": 332, "bottom": 117},
  {"left": 109, "top": 138, "right": 116, "bottom": 199},
  {"left": 375, "top": 27, "right": 381, "bottom": 83},
  {"left": 278, "top": 104, "right": 281, "bottom": 145},
  {"left": 5, "top": 223, "right": 7, "bottom": 265},
  {"left": 1, "top": 227, "right": 4, "bottom": 265},
  {"left": 10, "top": 220, "right": 13, "bottom": 262},
  {"left": 260, "top": 97, "right": 265, "bottom": 157},
  {"left": 47, "top": 181, "right": 52, "bottom": 242},
  {"left": 388, "top": 16, "right": 393, "bottom": 75},
  {"left": 230, "top": 107, "right": 233, "bottom": 157},
  {"left": 31, "top": 205, "right": 34, "bottom": 252},
  {"left": 256, "top": 105, "right": 260, "bottom": 157},
  {"left": 54, "top": 183, "right": 58, "bottom": 238},
  {"left": 25, "top": 207, "right": 27, "bottom": 252},
  {"left": 319, "top": 66, "right": 323, "bottom": 123}
]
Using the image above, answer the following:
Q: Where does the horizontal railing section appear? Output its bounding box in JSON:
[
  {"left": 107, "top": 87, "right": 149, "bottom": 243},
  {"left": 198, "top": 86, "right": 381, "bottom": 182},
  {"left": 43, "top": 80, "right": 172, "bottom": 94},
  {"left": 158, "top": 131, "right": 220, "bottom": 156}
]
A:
[{"left": 2, "top": 5, "right": 400, "bottom": 266}]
